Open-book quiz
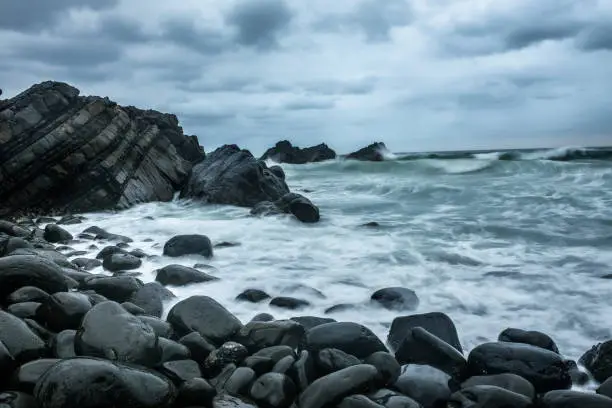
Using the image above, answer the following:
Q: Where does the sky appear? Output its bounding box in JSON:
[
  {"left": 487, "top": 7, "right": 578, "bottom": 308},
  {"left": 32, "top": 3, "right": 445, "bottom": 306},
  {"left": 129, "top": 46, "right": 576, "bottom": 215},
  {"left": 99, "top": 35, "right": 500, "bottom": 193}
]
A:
[{"left": 1, "top": 0, "right": 611, "bottom": 155}]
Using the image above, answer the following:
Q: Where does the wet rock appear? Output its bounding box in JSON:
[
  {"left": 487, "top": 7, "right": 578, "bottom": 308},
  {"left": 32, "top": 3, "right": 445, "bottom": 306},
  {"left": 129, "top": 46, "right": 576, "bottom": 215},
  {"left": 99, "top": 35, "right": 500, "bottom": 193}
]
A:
[
  {"left": 159, "top": 338, "right": 191, "bottom": 363},
  {"left": 260, "top": 141, "right": 336, "bottom": 164},
  {"left": 272, "top": 355, "right": 296, "bottom": 374},
  {"left": 129, "top": 282, "right": 175, "bottom": 318},
  {"left": 23, "top": 318, "right": 54, "bottom": 342},
  {"left": 211, "top": 364, "right": 237, "bottom": 390},
  {"left": 467, "top": 342, "right": 571, "bottom": 393},
  {"left": 83, "top": 291, "right": 108, "bottom": 305},
  {"left": 461, "top": 373, "right": 535, "bottom": 399},
  {"left": 57, "top": 215, "right": 83, "bottom": 225},
  {"left": 8, "top": 248, "right": 76, "bottom": 270},
  {"left": 252, "top": 313, "right": 275, "bottom": 322},
  {"left": 269, "top": 165, "right": 285, "bottom": 180},
  {"left": 156, "top": 264, "right": 219, "bottom": 286},
  {"left": 289, "top": 350, "right": 316, "bottom": 392},
  {"left": 0, "top": 255, "right": 69, "bottom": 302},
  {"left": 244, "top": 346, "right": 296, "bottom": 375},
  {"left": 75, "top": 301, "right": 161, "bottom": 367},
  {"left": 51, "top": 329, "right": 76, "bottom": 358},
  {"left": 579, "top": 340, "right": 612, "bottom": 383},
  {"left": 364, "top": 352, "right": 401, "bottom": 387},
  {"left": 395, "top": 327, "right": 466, "bottom": 379},
  {"left": 33, "top": 357, "right": 176, "bottom": 408},
  {"left": 0, "top": 311, "right": 46, "bottom": 363},
  {"left": 283, "top": 283, "right": 326, "bottom": 299},
  {"left": 539, "top": 390, "right": 612, "bottom": 408},
  {"left": 317, "top": 348, "right": 361, "bottom": 375},
  {"left": 61, "top": 269, "right": 93, "bottom": 286},
  {"left": 122, "top": 301, "right": 146, "bottom": 315},
  {"left": 204, "top": 342, "right": 249, "bottom": 376},
  {"left": 388, "top": 312, "right": 462, "bottom": 353},
  {"left": 325, "top": 304, "right": 359, "bottom": 314},
  {"left": 213, "top": 394, "right": 258, "bottom": 408},
  {"left": 177, "top": 377, "right": 217, "bottom": 407},
  {"left": 181, "top": 144, "right": 290, "bottom": 207},
  {"left": 0, "top": 341, "right": 15, "bottom": 378},
  {"left": 72, "top": 258, "right": 102, "bottom": 270},
  {"left": 0, "top": 391, "right": 38, "bottom": 408},
  {"left": 0, "top": 221, "right": 30, "bottom": 237},
  {"left": 498, "top": 327, "right": 559, "bottom": 353},
  {"left": 43, "top": 224, "right": 73, "bottom": 243},
  {"left": 290, "top": 316, "right": 336, "bottom": 330},
  {"left": 339, "top": 395, "right": 385, "bottom": 408},
  {"left": 370, "top": 287, "right": 419, "bottom": 312},
  {"left": 130, "top": 248, "right": 148, "bottom": 258},
  {"left": 36, "top": 292, "right": 92, "bottom": 331},
  {"left": 215, "top": 241, "right": 241, "bottom": 249},
  {"left": 236, "top": 289, "right": 271, "bottom": 303},
  {"left": 82, "top": 275, "right": 143, "bottom": 303},
  {"left": 0, "top": 237, "right": 32, "bottom": 257},
  {"left": 235, "top": 320, "right": 305, "bottom": 352},
  {"left": 10, "top": 358, "right": 59, "bottom": 393},
  {"left": 298, "top": 364, "right": 379, "bottom": 408},
  {"left": 139, "top": 315, "right": 174, "bottom": 338},
  {"left": 160, "top": 359, "right": 202, "bottom": 385},
  {"left": 102, "top": 252, "right": 142, "bottom": 272},
  {"left": 270, "top": 296, "right": 311, "bottom": 310},
  {"left": 367, "top": 389, "right": 421, "bottom": 408},
  {"left": 168, "top": 296, "right": 243, "bottom": 346},
  {"left": 95, "top": 245, "right": 128, "bottom": 260},
  {"left": 250, "top": 373, "right": 297, "bottom": 408},
  {"left": 224, "top": 367, "right": 256, "bottom": 396},
  {"left": 7, "top": 302, "right": 40, "bottom": 319},
  {"left": 598, "top": 377, "right": 612, "bottom": 398},
  {"left": 566, "top": 359, "right": 590, "bottom": 386},
  {"left": 163, "top": 235, "right": 213, "bottom": 258},
  {"left": 83, "top": 226, "right": 133, "bottom": 243},
  {"left": 179, "top": 332, "right": 216, "bottom": 364},
  {"left": 392, "top": 365, "right": 451, "bottom": 408},
  {"left": 274, "top": 193, "right": 320, "bottom": 223},
  {"left": 448, "top": 385, "right": 532, "bottom": 408},
  {"left": 346, "top": 142, "right": 387, "bottom": 162},
  {"left": 302, "top": 322, "right": 387, "bottom": 359}
]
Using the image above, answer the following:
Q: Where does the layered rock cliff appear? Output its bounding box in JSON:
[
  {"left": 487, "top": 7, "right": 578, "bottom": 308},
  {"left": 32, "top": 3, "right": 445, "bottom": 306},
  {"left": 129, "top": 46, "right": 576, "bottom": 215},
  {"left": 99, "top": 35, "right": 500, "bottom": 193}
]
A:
[{"left": 0, "top": 81, "right": 204, "bottom": 216}]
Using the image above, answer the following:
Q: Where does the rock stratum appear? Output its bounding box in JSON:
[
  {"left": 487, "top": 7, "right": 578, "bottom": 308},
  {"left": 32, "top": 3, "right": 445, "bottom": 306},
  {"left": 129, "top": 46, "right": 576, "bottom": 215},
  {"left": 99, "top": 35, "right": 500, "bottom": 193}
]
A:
[{"left": 0, "top": 81, "right": 203, "bottom": 216}]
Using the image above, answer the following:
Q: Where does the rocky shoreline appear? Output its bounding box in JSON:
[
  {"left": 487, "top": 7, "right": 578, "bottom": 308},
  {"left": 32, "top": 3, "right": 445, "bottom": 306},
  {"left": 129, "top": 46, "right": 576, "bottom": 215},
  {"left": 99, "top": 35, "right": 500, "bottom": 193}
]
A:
[
  {"left": 2, "top": 82, "right": 612, "bottom": 407},
  {"left": 0, "top": 218, "right": 612, "bottom": 408}
]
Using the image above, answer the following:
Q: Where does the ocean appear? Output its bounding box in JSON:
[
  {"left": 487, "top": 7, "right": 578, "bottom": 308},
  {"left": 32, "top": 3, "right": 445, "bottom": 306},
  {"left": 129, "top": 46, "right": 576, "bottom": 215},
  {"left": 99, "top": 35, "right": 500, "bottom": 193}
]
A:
[{"left": 56, "top": 146, "right": 612, "bottom": 366}]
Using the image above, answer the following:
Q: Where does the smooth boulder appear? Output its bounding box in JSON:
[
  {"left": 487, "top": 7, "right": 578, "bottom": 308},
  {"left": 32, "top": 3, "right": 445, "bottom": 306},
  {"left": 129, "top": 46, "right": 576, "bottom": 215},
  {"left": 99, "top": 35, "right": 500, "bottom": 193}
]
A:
[
  {"left": 0, "top": 255, "right": 69, "bottom": 301},
  {"left": 387, "top": 312, "right": 462, "bottom": 353},
  {"left": 81, "top": 276, "right": 143, "bottom": 303},
  {"left": 235, "top": 320, "right": 305, "bottom": 352},
  {"left": 302, "top": 322, "right": 387, "bottom": 359},
  {"left": 129, "top": 282, "right": 175, "bottom": 318},
  {"left": 467, "top": 342, "right": 571, "bottom": 393},
  {"left": 448, "top": 385, "right": 532, "bottom": 408},
  {"left": 36, "top": 292, "right": 92, "bottom": 331},
  {"left": 539, "top": 390, "right": 612, "bottom": 408},
  {"left": 370, "top": 287, "right": 419, "bottom": 311},
  {"left": 167, "top": 296, "right": 242, "bottom": 346},
  {"left": 43, "top": 224, "right": 73, "bottom": 243},
  {"left": 460, "top": 373, "right": 535, "bottom": 399},
  {"left": 499, "top": 327, "right": 559, "bottom": 353},
  {"left": 0, "top": 310, "right": 46, "bottom": 363},
  {"left": 236, "top": 289, "right": 271, "bottom": 303},
  {"left": 156, "top": 264, "right": 218, "bottom": 286},
  {"left": 33, "top": 357, "right": 176, "bottom": 408},
  {"left": 75, "top": 301, "right": 162, "bottom": 367},
  {"left": 102, "top": 253, "right": 142, "bottom": 272},
  {"left": 250, "top": 373, "right": 297, "bottom": 408},
  {"left": 163, "top": 235, "right": 213, "bottom": 258}
]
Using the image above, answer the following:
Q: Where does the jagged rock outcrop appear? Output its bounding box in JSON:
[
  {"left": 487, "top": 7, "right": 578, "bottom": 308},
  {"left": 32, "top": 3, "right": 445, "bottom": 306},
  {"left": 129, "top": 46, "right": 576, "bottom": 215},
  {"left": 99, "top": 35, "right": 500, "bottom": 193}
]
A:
[
  {"left": 0, "top": 81, "right": 203, "bottom": 216},
  {"left": 346, "top": 142, "right": 387, "bottom": 162},
  {"left": 260, "top": 141, "right": 336, "bottom": 164},
  {"left": 182, "top": 145, "right": 320, "bottom": 223}
]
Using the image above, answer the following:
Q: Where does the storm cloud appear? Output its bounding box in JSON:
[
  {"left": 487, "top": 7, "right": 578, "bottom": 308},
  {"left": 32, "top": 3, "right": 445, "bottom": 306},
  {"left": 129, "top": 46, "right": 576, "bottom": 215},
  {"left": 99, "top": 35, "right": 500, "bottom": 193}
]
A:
[{"left": 0, "top": 0, "right": 611, "bottom": 154}]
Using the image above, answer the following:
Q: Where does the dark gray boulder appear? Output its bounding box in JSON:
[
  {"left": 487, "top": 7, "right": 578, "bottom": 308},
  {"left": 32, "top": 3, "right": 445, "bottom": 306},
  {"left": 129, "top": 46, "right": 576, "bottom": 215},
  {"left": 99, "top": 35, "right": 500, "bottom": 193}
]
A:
[
  {"left": 177, "top": 378, "right": 216, "bottom": 407},
  {"left": 580, "top": 340, "right": 612, "bottom": 383},
  {"left": 82, "top": 275, "right": 143, "bottom": 303},
  {"left": 346, "top": 142, "right": 387, "bottom": 162},
  {"left": 129, "top": 282, "right": 175, "bottom": 318},
  {"left": 75, "top": 301, "right": 162, "bottom": 367},
  {"left": 10, "top": 358, "right": 59, "bottom": 394},
  {"left": 290, "top": 316, "right": 336, "bottom": 331},
  {"left": 467, "top": 342, "right": 571, "bottom": 393},
  {"left": 236, "top": 289, "right": 271, "bottom": 303},
  {"left": 204, "top": 342, "right": 250, "bottom": 376},
  {"left": 298, "top": 365, "right": 379, "bottom": 408},
  {"left": 260, "top": 140, "right": 336, "bottom": 164},
  {"left": 0, "top": 310, "right": 46, "bottom": 363},
  {"left": 0, "top": 255, "right": 69, "bottom": 302},
  {"left": 167, "top": 296, "right": 243, "bottom": 346},
  {"left": 460, "top": 373, "right": 535, "bottom": 399},
  {"left": 250, "top": 373, "right": 297, "bottom": 408},
  {"left": 251, "top": 193, "right": 320, "bottom": 223},
  {"left": 539, "top": 390, "right": 612, "bottom": 408},
  {"left": 7, "top": 302, "right": 40, "bottom": 319},
  {"left": 102, "top": 253, "right": 142, "bottom": 272},
  {"left": 224, "top": 367, "right": 256, "bottom": 397},
  {"left": 72, "top": 258, "right": 102, "bottom": 270},
  {"left": 316, "top": 348, "right": 361, "bottom": 375},
  {"left": 181, "top": 144, "right": 290, "bottom": 207},
  {"left": 301, "top": 322, "right": 387, "bottom": 359},
  {"left": 179, "top": 332, "right": 216, "bottom": 364},
  {"left": 84, "top": 226, "right": 133, "bottom": 243},
  {"left": 0, "top": 391, "right": 38, "bottom": 408},
  {"left": 33, "top": 357, "right": 176, "bottom": 408},
  {"left": 36, "top": 291, "right": 92, "bottom": 331},
  {"left": 163, "top": 235, "right": 213, "bottom": 258},
  {"left": 235, "top": 320, "right": 305, "bottom": 352},
  {"left": 51, "top": 329, "right": 77, "bottom": 358},
  {"left": 392, "top": 365, "right": 451, "bottom": 408},
  {"left": 270, "top": 296, "right": 311, "bottom": 310},
  {"left": 7, "top": 287, "right": 49, "bottom": 304},
  {"left": 370, "top": 287, "right": 419, "bottom": 312},
  {"left": 156, "top": 264, "right": 218, "bottom": 286},
  {"left": 43, "top": 224, "right": 73, "bottom": 243},
  {"left": 387, "top": 312, "right": 462, "bottom": 353},
  {"left": 499, "top": 327, "right": 559, "bottom": 353},
  {"left": 158, "top": 338, "right": 191, "bottom": 363},
  {"left": 159, "top": 359, "right": 202, "bottom": 385},
  {"left": 364, "top": 352, "right": 401, "bottom": 387},
  {"left": 448, "top": 385, "right": 532, "bottom": 408},
  {"left": 367, "top": 389, "right": 421, "bottom": 408}
]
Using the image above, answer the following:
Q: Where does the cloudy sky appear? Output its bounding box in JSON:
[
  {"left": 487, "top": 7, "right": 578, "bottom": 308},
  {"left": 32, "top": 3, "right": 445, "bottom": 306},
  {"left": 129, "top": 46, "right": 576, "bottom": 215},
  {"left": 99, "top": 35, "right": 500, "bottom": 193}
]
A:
[{"left": 1, "top": 0, "right": 611, "bottom": 154}]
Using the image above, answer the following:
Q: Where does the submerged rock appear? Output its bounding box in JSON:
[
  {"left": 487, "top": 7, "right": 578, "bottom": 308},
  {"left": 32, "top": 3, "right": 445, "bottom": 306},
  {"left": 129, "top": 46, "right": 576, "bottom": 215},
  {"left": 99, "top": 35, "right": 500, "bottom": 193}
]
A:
[
  {"left": 370, "top": 287, "right": 419, "bottom": 312},
  {"left": 251, "top": 193, "right": 320, "bottom": 223},
  {"left": 236, "top": 289, "right": 271, "bottom": 303},
  {"left": 270, "top": 296, "right": 311, "bottom": 310},
  {"left": 260, "top": 140, "right": 336, "bottom": 164}
]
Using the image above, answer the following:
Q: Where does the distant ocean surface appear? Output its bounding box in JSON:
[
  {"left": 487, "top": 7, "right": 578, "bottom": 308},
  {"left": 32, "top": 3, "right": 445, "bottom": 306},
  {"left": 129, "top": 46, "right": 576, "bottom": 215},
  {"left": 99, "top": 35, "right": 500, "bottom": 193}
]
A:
[{"left": 58, "top": 146, "right": 612, "bottom": 364}]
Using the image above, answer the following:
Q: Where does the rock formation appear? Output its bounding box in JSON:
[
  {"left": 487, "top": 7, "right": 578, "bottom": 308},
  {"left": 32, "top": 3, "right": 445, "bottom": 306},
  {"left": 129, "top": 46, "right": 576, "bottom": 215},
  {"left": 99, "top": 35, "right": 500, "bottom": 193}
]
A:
[
  {"left": 346, "top": 142, "right": 387, "bottom": 162},
  {"left": 260, "top": 141, "right": 336, "bottom": 164},
  {"left": 0, "top": 81, "right": 203, "bottom": 216}
]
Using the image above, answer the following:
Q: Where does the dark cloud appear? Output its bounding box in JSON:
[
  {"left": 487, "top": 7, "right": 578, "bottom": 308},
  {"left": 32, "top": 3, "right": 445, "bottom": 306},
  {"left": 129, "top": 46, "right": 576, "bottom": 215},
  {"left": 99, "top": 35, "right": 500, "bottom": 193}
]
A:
[
  {"left": 0, "top": 0, "right": 118, "bottom": 31},
  {"left": 302, "top": 77, "right": 377, "bottom": 95},
  {"left": 225, "top": 0, "right": 293, "bottom": 49},
  {"left": 455, "top": 91, "right": 521, "bottom": 110},
  {"left": 160, "top": 17, "right": 231, "bottom": 55},
  {"left": 13, "top": 39, "right": 121, "bottom": 68},
  {"left": 577, "top": 25, "right": 612, "bottom": 51},
  {"left": 503, "top": 23, "right": 583, "bottom": 50},
  {"left": 177, "top": 77, "right": 255, "bottom": 93},
  {"left": 284, "top": 99, "right": 335, "bottom": 110},
  {"left": 179, "top": 111, "right": 237, "bottom": 126},
  {"left": 314, "top": 0, "right": 411, "bottom": 42},
  {"left": 97, "top": 15, "right": 151, "bottom": 43}
]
